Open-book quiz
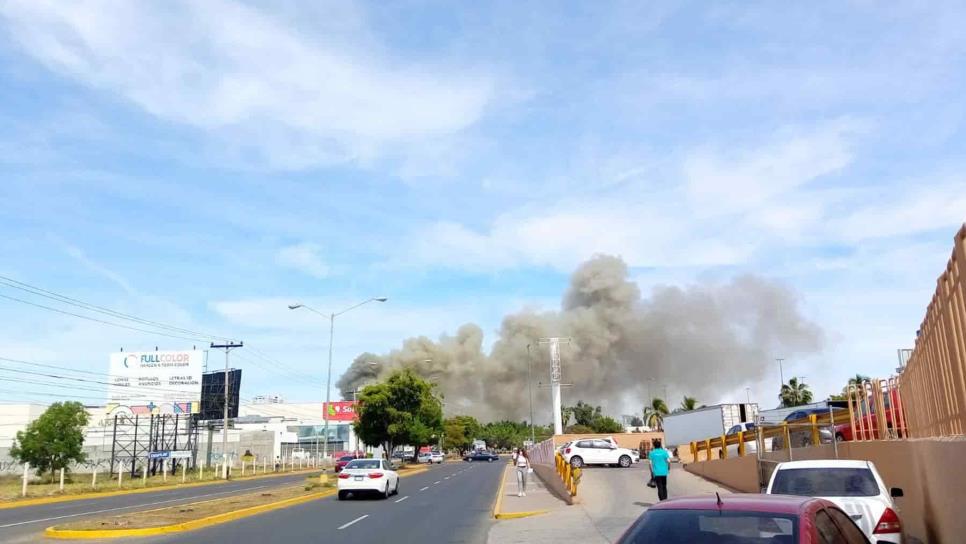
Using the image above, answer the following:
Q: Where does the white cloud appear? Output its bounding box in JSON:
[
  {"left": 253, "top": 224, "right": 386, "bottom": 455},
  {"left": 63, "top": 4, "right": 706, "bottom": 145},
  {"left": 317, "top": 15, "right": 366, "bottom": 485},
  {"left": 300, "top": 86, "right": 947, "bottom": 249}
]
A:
[
  {"left": 0, "top": 0, "right": 495, "bottom": 169},
  {"left": 684, "top": 119, "right": 860, "bottom": 215},
  {"left": 403, "top": 121, "right": 859, "bottom": 272},
  {"left": 276, "top": 243, "right": 329, "bottom": 278}
]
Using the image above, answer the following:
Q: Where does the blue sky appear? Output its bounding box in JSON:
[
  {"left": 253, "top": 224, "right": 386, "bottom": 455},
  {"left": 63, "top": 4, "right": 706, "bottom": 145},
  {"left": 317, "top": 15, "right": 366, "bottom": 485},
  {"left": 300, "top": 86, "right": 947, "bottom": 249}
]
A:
[{"left": 0, "top": 1, "right": 964, "bottom": 411}]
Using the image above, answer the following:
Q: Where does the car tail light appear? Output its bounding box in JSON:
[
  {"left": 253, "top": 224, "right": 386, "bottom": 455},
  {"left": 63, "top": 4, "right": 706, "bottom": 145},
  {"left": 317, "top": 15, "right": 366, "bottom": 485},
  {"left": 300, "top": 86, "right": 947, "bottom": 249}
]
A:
[
  {"left": 873, "top": 508, "right": 902, "bottom": 534},
  {"left": 338, "top": 473, "right": 351, "bottom": 479},
  {"left": 565, "top": 447, "right": 571, "bottom": 454},
  {"left": 368, "top": 472, "right": 384, "bottom": 479}
]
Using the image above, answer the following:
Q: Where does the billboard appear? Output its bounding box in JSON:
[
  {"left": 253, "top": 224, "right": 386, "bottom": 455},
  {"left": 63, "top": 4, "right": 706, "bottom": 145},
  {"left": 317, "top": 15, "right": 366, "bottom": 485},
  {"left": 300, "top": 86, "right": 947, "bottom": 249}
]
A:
[
  {"left": 323, "top": 401, "right": 358, "bottom": 421},
  {"left": 108, "top": 351, "right": 203, "bottom": 415},
  {"left": 199, "top": 369, "right": 242, "bottom": 421}
]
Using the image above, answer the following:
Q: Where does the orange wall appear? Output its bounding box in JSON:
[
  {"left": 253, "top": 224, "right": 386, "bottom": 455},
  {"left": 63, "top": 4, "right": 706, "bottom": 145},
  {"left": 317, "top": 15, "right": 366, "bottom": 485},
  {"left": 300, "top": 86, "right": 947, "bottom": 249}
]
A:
[{"left": 686, "top": 438, "right": 966, "bottom": 543}]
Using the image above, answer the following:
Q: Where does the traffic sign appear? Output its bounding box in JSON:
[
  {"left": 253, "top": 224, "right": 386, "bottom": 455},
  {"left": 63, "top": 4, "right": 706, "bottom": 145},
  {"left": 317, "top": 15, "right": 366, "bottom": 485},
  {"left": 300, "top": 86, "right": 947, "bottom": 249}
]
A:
[
  {"left": 169, "top": 450, "right": 192, "bottom": 459},
  {"left": 148, "top": 451, "right": 170, "bottom": 459}
]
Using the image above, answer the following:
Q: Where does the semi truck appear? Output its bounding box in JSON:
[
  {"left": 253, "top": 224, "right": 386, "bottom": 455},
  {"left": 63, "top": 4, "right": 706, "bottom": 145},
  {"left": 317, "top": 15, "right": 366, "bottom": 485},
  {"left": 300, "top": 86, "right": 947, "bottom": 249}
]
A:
[{"left": 663, "top": 403, "right": 759, "bottom": 448}]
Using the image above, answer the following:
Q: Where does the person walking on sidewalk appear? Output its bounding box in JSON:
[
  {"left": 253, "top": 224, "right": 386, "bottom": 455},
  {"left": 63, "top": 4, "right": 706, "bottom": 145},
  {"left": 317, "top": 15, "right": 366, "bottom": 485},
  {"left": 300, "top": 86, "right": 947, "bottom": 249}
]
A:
[
  {"left": 512, "top": 448, "right": 531, "bottom": 497},
  {"left": 648, "top": 438, "right": 670, "bottom": 501}
]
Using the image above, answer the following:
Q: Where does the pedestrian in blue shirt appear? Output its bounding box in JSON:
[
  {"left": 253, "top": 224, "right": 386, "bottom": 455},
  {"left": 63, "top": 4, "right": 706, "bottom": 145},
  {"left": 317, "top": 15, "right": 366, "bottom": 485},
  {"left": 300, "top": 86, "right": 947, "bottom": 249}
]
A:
[{"left": 647, "top": 438, "right": 670, "bottom": 501}]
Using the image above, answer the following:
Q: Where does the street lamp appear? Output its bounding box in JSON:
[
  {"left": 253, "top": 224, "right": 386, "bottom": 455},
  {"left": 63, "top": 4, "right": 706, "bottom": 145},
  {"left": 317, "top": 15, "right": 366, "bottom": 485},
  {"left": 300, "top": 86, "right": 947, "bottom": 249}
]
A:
[
  {"left": 288, "top": 297, "right": 387, "bottom": 462},
  {"left": 526, "top": 344, "right": 534, "bottom": 445}
]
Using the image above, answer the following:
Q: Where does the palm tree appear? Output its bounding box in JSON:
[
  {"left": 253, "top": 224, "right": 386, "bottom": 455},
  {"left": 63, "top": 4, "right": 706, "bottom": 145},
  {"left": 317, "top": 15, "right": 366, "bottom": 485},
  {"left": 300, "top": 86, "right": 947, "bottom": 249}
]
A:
[
  {"left": 679, "top": 396, "right": 698, "bottom": 411},
  {"left": 840, "top": 374, "right": 872, "bottom": 399},
  {"left": 643, "top": 398, "right": 670, "bottom": 430},
  {"left": 779, "top": 378, "right": 813, "bottom": 408}
]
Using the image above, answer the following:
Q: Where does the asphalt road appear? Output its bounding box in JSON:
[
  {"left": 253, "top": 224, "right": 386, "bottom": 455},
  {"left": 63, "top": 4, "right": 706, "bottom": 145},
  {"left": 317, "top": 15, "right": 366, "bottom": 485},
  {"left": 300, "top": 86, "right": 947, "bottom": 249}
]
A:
[
  {"left": 135, "top": 460, "right": 505, "bottom": 544},
  {"left": 0, "top": 470, "right": 322, "bottom": 543}
]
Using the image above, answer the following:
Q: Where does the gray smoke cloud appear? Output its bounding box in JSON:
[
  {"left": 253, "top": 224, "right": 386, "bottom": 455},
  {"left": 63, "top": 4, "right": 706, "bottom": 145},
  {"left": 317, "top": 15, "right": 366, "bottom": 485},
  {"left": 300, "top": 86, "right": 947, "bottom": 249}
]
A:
[{"left": 336, "top": 255, "right": 824, "bottom": 421}]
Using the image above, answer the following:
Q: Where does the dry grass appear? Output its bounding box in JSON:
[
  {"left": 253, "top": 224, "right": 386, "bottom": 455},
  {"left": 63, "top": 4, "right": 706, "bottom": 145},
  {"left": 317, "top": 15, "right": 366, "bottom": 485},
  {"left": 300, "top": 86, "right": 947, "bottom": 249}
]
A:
[{"left": 56, "top": 477, "right": 335, "bottom": 530}]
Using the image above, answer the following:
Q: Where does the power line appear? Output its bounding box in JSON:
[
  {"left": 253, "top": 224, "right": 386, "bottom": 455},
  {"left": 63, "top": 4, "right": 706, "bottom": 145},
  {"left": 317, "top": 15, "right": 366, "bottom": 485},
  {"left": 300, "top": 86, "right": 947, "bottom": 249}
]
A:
[
  {"left": 0, "top": 293, "right": 209, "bottom": 342},
  {"left": 0, "top": 275, "right": 232, "bottom": 341},
  {"left": 0, "top": 276, "right": 309, "bottom": 392}
]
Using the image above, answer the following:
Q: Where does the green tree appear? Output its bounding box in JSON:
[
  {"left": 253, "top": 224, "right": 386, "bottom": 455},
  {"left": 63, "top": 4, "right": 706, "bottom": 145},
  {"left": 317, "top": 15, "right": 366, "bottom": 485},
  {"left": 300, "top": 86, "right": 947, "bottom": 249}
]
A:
[
  {"left": 679, "top": 396, "right": 698, "bottom": 412},
  {"left": 643, "top": 398, "right": 669, "bottom": 430},
  {"left": 561, "top": 406, "right": 574, "bottom": 428},
  {"left": 628, "top": 415, "right": 644, "bottom": 427},
  {"left": 11, "top": 401, "right": 89, "bottom": 480},
  {"left": 479, "top": 421, "right": 526, "bottom": 450},
  {"left": 591, "top": 416, "right": 624, "bottom": 434},
  {"left": 354, "top": 369, "right": 443, "bottom": 456},
  {"left": 569, "top": 400, "right": 602, "bottom": 427},
  {"left": 442, "top": 415, "right": 481, "bottom": 455},
  {"left": 779, "top": 377, "right": 814, "bottom": 408}
]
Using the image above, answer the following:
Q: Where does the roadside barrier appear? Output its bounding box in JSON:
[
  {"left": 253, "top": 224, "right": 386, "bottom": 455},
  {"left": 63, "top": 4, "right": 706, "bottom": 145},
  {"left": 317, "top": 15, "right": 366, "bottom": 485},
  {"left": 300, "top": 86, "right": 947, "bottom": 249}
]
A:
[
  {"left": 527, "top": 438, "right": 579, "bottom": 497},
  {"left": 688, "top": 377, "right": 907, "bottom": 463}
]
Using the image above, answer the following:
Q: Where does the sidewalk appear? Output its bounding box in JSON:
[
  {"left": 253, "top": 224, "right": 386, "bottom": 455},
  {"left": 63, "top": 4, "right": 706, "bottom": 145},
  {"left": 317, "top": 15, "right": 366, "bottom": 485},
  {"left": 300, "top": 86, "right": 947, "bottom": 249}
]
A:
[
  {"left": 494, "top": 464, "right": 562, "bottom": 519},
  {"left": 488, "top": 463, "right": 730, "bottom": 544}
]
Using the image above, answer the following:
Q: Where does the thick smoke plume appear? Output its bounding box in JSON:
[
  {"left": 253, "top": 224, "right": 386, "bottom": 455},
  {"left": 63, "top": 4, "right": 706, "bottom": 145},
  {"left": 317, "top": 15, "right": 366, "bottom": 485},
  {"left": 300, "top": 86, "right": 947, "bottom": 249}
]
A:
[{"left": 337, "top": 255, "right": 824, "bottom": 421}]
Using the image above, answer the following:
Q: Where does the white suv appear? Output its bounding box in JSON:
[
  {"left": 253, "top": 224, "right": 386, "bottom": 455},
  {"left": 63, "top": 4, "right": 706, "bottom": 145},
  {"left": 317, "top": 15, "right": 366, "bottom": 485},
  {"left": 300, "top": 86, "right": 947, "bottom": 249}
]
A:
[
  {"left": 766, "top": 459, "right": 904, "bottom": 543},
  {"left": 562, "top": 438, "right": 636, "bottom": 468}
]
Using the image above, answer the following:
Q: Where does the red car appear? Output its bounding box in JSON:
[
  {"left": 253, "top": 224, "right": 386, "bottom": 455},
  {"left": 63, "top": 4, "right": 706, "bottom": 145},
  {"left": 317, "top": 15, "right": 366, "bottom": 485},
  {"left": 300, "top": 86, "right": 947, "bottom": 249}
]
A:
[
  {"left": 335, "top": 454, "right": 361, "bottom": 473},
  {"left": 616, "top": 494, "right": 870, "bottom": 544}
]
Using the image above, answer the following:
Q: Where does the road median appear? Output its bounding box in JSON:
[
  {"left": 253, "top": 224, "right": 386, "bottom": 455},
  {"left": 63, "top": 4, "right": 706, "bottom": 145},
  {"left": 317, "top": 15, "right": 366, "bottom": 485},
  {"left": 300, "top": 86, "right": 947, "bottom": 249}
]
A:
[
  {"left": 0, "top": 466, "right": 325, "bottom": 510},
  {"left": 45, "top": 465, "right": 429, "bottom": 539}
]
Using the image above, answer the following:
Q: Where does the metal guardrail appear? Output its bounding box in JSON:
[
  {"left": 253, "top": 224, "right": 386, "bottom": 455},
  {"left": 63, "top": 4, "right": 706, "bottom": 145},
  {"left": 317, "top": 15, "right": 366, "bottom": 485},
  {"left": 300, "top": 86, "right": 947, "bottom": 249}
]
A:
[{"left": 689, "top": 409, "right": 851, "bottom": 462}]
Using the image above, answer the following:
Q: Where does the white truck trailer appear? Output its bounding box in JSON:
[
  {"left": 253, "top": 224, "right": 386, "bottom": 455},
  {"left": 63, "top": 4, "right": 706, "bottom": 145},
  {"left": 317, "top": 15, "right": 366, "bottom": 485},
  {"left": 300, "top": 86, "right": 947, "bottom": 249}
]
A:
[{"left": 663, "top": 403, "right": 759, "bottom": 448}]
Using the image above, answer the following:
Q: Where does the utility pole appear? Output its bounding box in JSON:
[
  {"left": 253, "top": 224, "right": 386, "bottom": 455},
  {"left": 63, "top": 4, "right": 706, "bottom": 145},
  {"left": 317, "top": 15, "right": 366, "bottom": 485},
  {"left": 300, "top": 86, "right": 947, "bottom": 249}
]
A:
[
  {"left": 539, "top": 337, "right": 571, "bottom": 435},
  {"left": 526, "top": 344, "right": 534, "bottom": 445},
  {"left": 211, "top": 341, "right": 242, "bottom": 479},
  {"left": 776, "top": 358, "right": 785, "bottom": 388}
]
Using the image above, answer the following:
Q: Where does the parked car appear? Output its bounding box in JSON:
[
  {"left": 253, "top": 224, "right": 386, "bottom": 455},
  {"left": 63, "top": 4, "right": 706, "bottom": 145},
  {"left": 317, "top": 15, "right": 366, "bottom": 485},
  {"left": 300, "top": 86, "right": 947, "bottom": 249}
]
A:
[
  {"left": 416, "top": 452, "right": 433, "bottom": 464},
  {"left": 616, "top": 494, "right": 871, "bottom": 543},
  {"left": 835, "top": 389, "right": 903, "bottom": 442},
  {"left": 463, "top": 451, "right": 500, "bottom": 462},
  {"left": 391, "top": 450, "right": 416, "bottom": 463},
  {"left": 766, "top": 459, "right": 903, "bottom": 543},
  {"left": 337, "top": 458, "right": 400, "bottom": 500},
  {"left": 772, "top": 408, "right": 842, "bottom": 450},
  {"left": 724, "top": 421, "right": 771, "bottom": 456},
  {"left": 429, "top": 451, "right": 444, "bottom": 464},
  {"left": 562, "top": 438, "right": 636, "bottom": 468}
]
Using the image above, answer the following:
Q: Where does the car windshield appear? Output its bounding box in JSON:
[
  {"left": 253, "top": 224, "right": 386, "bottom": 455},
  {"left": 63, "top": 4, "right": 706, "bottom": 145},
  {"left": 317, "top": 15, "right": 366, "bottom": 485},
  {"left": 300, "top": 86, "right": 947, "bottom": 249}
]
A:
[
  {"left": 345, "top": 460, "right": 381, "bottom": 470},
  {"left": 771, "top": 467, "right": 879, "bottom": 497},
  {"left": 339, "top": 456, "right": 354, "bottom": 462},
  {"left": 619, "top": 509, "right": 798, "bottom": 544}
]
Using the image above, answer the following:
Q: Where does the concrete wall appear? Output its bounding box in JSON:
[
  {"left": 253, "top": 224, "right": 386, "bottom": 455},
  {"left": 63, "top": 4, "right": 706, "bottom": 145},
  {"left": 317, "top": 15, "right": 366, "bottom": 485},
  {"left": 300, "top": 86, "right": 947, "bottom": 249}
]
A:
[
  {"left": 531, "top": 464, "right": 575, "bottom": 505},
  {"left": 685, "top": 437, "right": 966, "bottom": 544}
]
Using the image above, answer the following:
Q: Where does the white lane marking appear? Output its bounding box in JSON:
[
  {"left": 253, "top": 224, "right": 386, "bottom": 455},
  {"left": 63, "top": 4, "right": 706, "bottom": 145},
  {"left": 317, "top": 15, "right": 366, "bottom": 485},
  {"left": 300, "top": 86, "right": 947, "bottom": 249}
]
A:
[
  {"left": 444, "top": 476, "right": 450, "bottom": 480},
  {"left": 0, "top": 486, "right": 270, "bottom": 528},
  {"left": 338, "top": 514, "right": 369, "bottom": 530},
  {"left": 433, "top": 481, "right": 441, "bottom": 485},
  {"left": 395, "top": 496, "right": 409, "bottom": 503},
  {"left": 419, "top": 486, "right": 429, "bottom": 491}
]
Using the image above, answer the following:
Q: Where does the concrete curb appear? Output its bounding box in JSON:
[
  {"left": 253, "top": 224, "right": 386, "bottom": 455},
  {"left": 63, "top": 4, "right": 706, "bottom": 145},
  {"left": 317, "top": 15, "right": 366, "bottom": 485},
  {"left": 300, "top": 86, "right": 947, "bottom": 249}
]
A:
[
  {"left": 491, "top": 463, "right": 548, "bottom": 520},
  {"left": 43, "top": 466, "right": 431, "bottom": 540},
  {"left": 0, "top": 467, "right": 325, "bottom": 510}
]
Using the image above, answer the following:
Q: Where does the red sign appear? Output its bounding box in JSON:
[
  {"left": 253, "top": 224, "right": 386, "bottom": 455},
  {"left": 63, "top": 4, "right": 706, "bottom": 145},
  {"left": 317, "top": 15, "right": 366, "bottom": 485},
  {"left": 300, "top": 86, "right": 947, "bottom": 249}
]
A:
[{"left": 323, "top": 401, "right": 358, "bottom": 421}]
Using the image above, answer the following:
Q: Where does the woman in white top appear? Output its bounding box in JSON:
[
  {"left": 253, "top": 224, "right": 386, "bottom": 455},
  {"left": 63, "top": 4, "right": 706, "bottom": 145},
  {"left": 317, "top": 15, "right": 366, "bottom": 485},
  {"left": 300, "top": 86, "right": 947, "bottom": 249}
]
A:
[{"left": 512, "top": 448, "right": 531, "bottom": 497}]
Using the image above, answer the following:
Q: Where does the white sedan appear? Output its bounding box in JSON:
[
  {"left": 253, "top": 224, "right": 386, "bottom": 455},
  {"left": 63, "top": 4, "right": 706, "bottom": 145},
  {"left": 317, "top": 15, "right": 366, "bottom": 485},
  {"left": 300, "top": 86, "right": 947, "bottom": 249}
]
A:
[
  {"left": 337, "top": 458, "right": 400, "bottom": 500},
  {"left": 766, "top": 459, "right": 904, "bottom": 543}
]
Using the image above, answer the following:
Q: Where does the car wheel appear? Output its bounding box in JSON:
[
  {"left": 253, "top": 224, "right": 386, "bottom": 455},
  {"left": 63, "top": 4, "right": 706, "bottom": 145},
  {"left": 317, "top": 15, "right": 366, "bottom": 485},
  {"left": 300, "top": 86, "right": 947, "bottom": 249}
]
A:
[
  {"left": 488, "top": 458, "right": 494, "bottom": 463},
  {"left": 619, "top": 455, "right": 631, "bottom": 468},
  {"left": 382, "top": 483, "right": 391, "bottom": 500},
  {"left": 835, "top": 433, "right": 845, "bottom": 442},
  {"left": 570, "top": 456, "right": 584, "bottom": 469},
  {"left": 393, "top": 480, "right": 399, "bottom": 495},
  {"left": 338, "top": 491, "right": 347, "bottom": 501}
]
